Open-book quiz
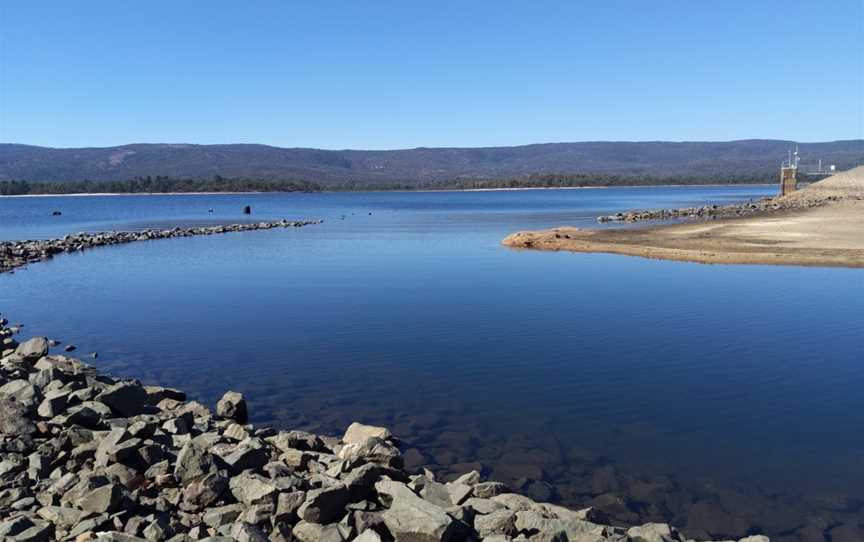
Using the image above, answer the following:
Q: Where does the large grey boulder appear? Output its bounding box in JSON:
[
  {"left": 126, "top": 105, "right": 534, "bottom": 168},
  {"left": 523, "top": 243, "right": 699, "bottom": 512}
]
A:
[
  {"left": 445, "top": 482, "right": 473, "bottom": 506},
  {"left": 34, "top": 355, "right": 95, "bottom": 378},
  {"left": 37, "top": 389, "right": 69, "bottom": 418},
  {"left": 297, "top": 484, "right": 349, "bottom": 524},
  {"left": 174, "top": 443, "right": 215, "bottom": 484},
  {"left": 626, "top": 523, "right": 680, "bottom": 542},
  {"left": 229, "top": 522, "right": 269, "bottom": 542},
  {"left": 338, "top": 437, "right": 403, "bottom": 469},
  {"left": 94, "top": 427, "right": 131, "bottom": 466},
  {"left": 228, "top": 473, "right": 278, "bottom": 505},
  {"left": 474, "top": 509, "right": 518, "bottom": 537},
  {"left": 0, "top": 379, "right": 41, "bottom": 411},
  {"left": 15, "top": 337, "right": 49, "bottom": 361},
  {"left": 275, "top": 490, "right": 306, "bottom": 523},
  {"left": 451, "top": 470, "right": 481, "bottom": 486},
  {"left": 223, "top": 422, "right": 250, "bottom": 442},
  {"left": 292, "top": 521, "right": 347, "bottom": 542},
  {"left": 97, "top": 382, "right": 148, "bottom": 417},
  {"left": 5, "top": 522, "right": 53, "bottom": 542},
  {"left": 66, "top": 513, "right": 112, "bottom": 539},
  {"left": 214, "top": 437, "right": 269, "bottom": 474},
  {"left": 343, "top": 422, "right": 392, "bottom": 445},
  {"left": 472, "top": 481, "right": 511, "bottom": 499},
  {"left": 36, "top": 506, "right": 83, "bottom": 527},
  {"left": 342, "top": 463, "right": 406, "bottom": 502},
  {"left": 74, "top": 482, "right": 124, "bottom": 513},
  {"left": 182, "top": 472, "right": 228, "bottom": 510},
  {"left": 354, "top": 529, "right": 382, "bottom": 542},
  {"left": 216, "top": 390, "right": 247, "bottom": 422},
  {"left": 0, "top": 395, "right": 36, "bottom": 435},
  {"left": 418, "top": 480, "right": 453, "bottom": 509},
  {"left": 143, "top": 385, "right": 186, "bottom": 404},
  {"left": 93, "top": 533, "right": 147, "bottom": 542},
  {"left": 61, "top": 403, "right": 107, "bottom": 429},
  {"left": 202, "top": 504, "right": 245, "bottom": 528},
  {"left": 269, "top": 430, "right": 326, "bottom": 453},
  {"left": 0, "top": 517, "right": 36, "bottom": 538},
  {"left": 514, "top": 509, "right": 608, "bottom": 541},
  {"left": 375, "top": 479, "right": 458, "bottom": 542},
  {"left": 354, "top": 530, "right": 383, "bottom": 542}
]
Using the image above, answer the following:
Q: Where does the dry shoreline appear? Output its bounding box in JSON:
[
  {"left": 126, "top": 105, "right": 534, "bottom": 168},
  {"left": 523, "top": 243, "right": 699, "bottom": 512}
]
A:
[
  {"left": 502, "top": 168, "right": 864, "bottom": 268},
  {"left": 503, "top": 201, "right": 864, "bottom": 268}
]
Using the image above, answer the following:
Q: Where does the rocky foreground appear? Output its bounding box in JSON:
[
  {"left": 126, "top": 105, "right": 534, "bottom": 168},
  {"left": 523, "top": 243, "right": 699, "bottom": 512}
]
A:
[
  {"left": 0, "top": 318, "right": 768, "bottom": 542},
  {"left": 0, "top": 220, "right": 323, "bottom": 274}
]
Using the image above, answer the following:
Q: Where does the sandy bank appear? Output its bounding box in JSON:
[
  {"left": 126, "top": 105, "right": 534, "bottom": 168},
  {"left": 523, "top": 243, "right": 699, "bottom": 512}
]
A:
[{"left": 502, "top": 167, "right": 864, "bottom": 268}]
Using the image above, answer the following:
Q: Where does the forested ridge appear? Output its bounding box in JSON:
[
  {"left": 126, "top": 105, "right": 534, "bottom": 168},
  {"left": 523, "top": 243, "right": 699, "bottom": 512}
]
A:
[{"left": 0, "top": 172, "right": 776, "bottom": 195}]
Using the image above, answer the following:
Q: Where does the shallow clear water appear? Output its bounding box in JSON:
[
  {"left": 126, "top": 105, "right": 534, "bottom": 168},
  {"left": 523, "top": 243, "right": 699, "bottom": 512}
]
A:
[{"left": 2, "top": 186, "right": 862, "bottom": 538}]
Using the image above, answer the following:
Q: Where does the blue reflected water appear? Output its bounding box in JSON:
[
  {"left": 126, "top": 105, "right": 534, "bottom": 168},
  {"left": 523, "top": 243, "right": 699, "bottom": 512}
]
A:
[{"left": 2, "top": 186, "right": 862, "bottom": 537}]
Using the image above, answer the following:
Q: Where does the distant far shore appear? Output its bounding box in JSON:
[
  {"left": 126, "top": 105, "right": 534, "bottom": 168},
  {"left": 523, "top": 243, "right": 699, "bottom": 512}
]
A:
[
  {"left": 0, "top": 171, "right": 780, "bottom": 197},
  {"left": 0, "top": 191, "right": 271, "bottom": 198},
  {"left": 435, "top": 183, "right": 776, "bottom": 192},
  {"left": 0, "top": 183, "right": 777, "bottom": 198}
]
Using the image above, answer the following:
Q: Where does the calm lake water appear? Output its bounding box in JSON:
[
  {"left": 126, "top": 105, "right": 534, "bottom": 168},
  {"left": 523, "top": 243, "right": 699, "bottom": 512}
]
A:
[{"left": 2, "top": 186, "right": 862, "bottom": 539}]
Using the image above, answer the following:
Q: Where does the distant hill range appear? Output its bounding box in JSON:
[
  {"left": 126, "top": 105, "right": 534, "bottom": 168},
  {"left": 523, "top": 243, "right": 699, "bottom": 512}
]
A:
[{"left": 1, "top": 140, "right": 862, "bottom": 186}]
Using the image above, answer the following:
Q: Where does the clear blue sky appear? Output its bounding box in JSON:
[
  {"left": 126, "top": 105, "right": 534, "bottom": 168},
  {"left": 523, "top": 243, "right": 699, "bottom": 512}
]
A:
[{"left": 1, "top": 1, "right": 862, "bottom": 149}]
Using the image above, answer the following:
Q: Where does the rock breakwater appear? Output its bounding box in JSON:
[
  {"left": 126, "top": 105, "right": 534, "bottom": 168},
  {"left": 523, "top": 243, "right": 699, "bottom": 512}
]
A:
[
  {"left": 0, "top": 317, "right": 769, "bottom": 541},
  {"left": 0, "top": 220, "right": 323, "bottom": 274},
  {"left": 596, "top": 195, "right": 843, "bottom": 224}
]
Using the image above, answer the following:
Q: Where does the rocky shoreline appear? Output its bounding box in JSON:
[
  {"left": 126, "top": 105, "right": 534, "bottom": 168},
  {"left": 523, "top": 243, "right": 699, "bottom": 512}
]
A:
[
  {"left": 0, "top": 316, "right": 769, "bottom": 542},
  {"left": 595, "top": 194, "right": 843, "bottom": 224},
  {"left": 0, "top": 220, "right": 323, "bottom": 274}
]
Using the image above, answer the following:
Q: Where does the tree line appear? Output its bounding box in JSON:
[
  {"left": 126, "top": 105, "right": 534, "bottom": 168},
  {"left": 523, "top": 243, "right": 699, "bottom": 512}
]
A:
[
  {"left": 333, "top": 172, "right": 775, "bottom": 191},
  {"left": 0, "top": 172, "right": 776, "bottom": 196},
  {"left": 0, "top": 176, "right": 321, "bottom": 195}
]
